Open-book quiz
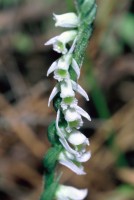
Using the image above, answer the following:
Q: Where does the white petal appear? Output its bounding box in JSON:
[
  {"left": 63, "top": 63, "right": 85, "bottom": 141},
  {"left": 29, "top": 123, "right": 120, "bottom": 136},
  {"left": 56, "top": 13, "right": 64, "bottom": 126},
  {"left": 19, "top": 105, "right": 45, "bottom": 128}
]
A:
[
  {"left": 56, "top": 185, "right": 88, "bottom": 200},
  {"left": 58, "top": 30, "right": 77, "bottom": 44},
  {"left": 59, "top": 159, "right": 86, "bottom": 175},
  {"left": 59, "top": 152, "right": 86, "bottom": 175},
  {"left": 44, "top": 36, "right": 58, "bottom": 45},
  {"left": 64, "top": 108, "right": 81, "bottom": 122},
  {"left": 72, "top": 59, "right": 80, "bottom": 79},
  {"left": 57, "top": 54, "right": 72, "bottom": 70},
  {"left": 72, "top": 80, "right": 89, "bottom": 101},
  {"left": 76, "top": 151, "right": 91, "bottom": 163},
  {"left": 59, "top": 137, "right": 79, "bottom": 156},
  {"left": 60, "top": 79, "right": 75, "bottom": 99},
  {"left": 48, "top": 85, "right": 59, "bottom": 106},
  {"left": 53, "top": 12, "right": 80, "bottom": 28},
  {"left": 56, "top": 110, "right": 65, "bottom": 138},
  {"left": 47, "top": 60, "right": 57, "bottom": 76},
  {"left": 76, "top": 105, "right": 91, "bottom": 121},
  {"left": 68, "top": 130, "right": 88, "bottom": 145}
]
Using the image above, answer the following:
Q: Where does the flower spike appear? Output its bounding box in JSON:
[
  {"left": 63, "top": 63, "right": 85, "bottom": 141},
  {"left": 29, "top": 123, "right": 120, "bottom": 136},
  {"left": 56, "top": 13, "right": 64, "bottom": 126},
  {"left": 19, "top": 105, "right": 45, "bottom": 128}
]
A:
[{"left": 42, "top": 1, "right": 97, "bottom": 199}]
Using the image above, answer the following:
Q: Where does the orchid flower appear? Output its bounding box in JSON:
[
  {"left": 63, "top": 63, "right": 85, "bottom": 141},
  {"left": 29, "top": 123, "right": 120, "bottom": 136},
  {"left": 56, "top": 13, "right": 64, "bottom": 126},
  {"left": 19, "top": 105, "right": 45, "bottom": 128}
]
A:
[
  {"left": 45, "top": 30, "right": 77, "bottom": 54},
  {"left": 47, "top": 53, "right": 80, "bottom": 80}
]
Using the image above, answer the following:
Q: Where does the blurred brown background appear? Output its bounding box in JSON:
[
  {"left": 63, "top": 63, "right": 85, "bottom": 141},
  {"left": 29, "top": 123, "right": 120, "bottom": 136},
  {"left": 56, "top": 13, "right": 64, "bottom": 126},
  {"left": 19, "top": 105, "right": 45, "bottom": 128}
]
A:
[{"left": 0, "top": 0, "right": 134, "bottom": 200}]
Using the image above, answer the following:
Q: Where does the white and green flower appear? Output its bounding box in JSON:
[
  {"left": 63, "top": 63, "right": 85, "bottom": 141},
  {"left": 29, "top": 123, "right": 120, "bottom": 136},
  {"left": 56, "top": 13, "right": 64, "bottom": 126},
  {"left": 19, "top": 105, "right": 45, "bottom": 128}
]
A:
[
  {"left": 47, "top": 54, "right": 80, "bottom": 80},
  {"left": 45, "top": 30, "right": 77, "bottom": 54},
  {"left": 64, "top": 106, "right": 90, "bottom": 129},
  {"left": 56, "top": 110, "right": 90, "bottom": 157},
  {"left": 48, "top": 79, "right": 89, "bottom": 107}
]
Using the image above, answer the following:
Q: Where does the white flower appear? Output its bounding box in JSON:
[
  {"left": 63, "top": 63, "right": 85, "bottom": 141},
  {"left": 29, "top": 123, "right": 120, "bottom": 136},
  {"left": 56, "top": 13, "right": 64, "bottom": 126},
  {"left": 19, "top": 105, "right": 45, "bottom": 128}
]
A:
[
  {"left": 54, "top": 55, "right": 80, "bottom": 80},
  {"left": 47, "top": 54, "right": 80, "bottom": 80},
  {"left": 53, "top": 12, "right": 80, "bottom": 28},
  {"left": 64, "top": 108, "right": 83, "bottom": 129},
  {"left": 58, "top": 151, "right": 86, "bottom": 175},
  {"left": 45, "top": 30, "right": 77, "bottom": 54},
  {"left": 60, "top": 79, "right": 75, "bottom": 101},
  {"left": 56, "top": 111, "right": 90, "bottom": 158},
  {"left": 56, "top": 110, "right": 80, "bottom": 156},
  {"left": 47, "top": 54, "right": 71, "bottom": 79},
  {"left": 64, "top": 105, "right": 90, "bottom": 129},
  {"left": 48, "top": 79, "right": 90, "bottom": 108},
  {"left": 55, "top": 185, "right": 88, "bottom": 200},
  {"left": 48, "top": 78, "right": 76, "bottom": 107}
]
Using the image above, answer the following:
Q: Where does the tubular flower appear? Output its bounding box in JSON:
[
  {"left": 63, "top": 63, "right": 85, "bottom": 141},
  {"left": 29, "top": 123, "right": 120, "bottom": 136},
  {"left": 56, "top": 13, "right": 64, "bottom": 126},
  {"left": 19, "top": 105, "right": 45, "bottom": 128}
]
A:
[
  {"left": 45, "top": 8, "right": 93, "bottom": 200},
  {"left": 53, "top": 12, "right": 80, "bottom": 28}
]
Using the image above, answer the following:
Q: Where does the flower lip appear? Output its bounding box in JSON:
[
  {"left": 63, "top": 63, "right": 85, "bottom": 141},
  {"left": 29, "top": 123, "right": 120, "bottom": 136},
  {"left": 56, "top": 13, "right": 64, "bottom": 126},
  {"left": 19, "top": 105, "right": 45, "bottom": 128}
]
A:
[
  {"left": 55, "top": 184, "right": 88, "bottom": 200},
  {"left": 68, "top": 130, "right": 88, "bottom": 146}
]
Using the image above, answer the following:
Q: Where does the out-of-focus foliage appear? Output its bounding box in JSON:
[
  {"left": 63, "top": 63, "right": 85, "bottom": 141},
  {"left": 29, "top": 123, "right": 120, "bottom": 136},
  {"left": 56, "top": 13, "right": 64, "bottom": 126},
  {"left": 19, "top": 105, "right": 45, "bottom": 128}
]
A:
[{"left": 118, "top": 13, "right": 134, "bottom": 47}]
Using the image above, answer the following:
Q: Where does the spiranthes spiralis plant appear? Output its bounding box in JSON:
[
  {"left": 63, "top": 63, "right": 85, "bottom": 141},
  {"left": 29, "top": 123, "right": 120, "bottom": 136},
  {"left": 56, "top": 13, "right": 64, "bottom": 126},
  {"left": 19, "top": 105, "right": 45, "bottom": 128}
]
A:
[{"left": 40, "top": 0, "right": 97, "bottom": 199}]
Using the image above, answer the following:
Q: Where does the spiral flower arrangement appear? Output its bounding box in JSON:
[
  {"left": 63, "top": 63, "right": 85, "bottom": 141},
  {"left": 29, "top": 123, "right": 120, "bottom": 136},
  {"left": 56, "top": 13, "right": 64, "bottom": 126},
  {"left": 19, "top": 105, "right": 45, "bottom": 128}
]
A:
[{"left": 40, "top": 1, "right": 97, "bottom": 200}]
